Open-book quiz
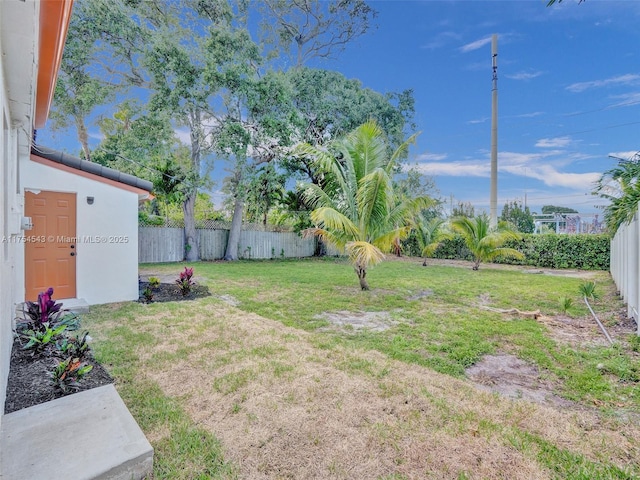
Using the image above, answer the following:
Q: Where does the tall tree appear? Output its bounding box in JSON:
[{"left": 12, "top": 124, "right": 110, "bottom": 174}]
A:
[
  {"left": 49, "top": 0, "right": 145, "bottom": 161},
  {"left": 450, "top": 215, "right": 524, "bottom": 270},
  {"left": 143, "top": 2, "right": 245, "bottom": 261},
  {"left": 259, "top": 0, "right": 377, "bottom": 66},
  {"left": 500, "top": 200, "right": 534, "bottom": 233},
  {"left": 281, "top": 67, "right": 415, "bottom": 183},
  {"left": 299, "top": 120, "right": 433, "bottom": 290},
  {"left": 244, "top": 162, "right": 287, "bottom": 225}
]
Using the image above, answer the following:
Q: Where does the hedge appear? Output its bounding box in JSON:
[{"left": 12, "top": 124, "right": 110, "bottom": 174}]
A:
[{"left": 408, "top": 233, "right": 610, "bottom": 271}]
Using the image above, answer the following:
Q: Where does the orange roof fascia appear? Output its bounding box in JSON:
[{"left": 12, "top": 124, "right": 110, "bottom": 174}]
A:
[
  {"left": 35, "top": 0, "right": 74, "bottom": 129},
  {"left": 30, "top": 154, "right": 152, "bottom": 196}
]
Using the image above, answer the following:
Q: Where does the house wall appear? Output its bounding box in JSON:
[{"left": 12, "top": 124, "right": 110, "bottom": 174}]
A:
[
  {"left": 0, "top": 48, "right": 29, "bottom": 421},
  {"left": 19, "top": 159, "right": 141, "bottom": 305}
]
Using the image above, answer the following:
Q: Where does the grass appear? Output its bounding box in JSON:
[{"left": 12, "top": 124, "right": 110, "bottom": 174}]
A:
[{"left": 83, "top": 257, "right": 640, "bottom": 479}]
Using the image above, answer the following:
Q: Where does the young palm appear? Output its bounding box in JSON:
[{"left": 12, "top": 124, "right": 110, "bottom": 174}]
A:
[
  {"left": 594, "top": 159, "right": 640, "bottom": 234},
  {"left": 297, "top": 121, "right": 433, "bottom": 290},
  {"left": 413, "top": 217, "right": 452, "bottom": 266},
  {"left": 450, "top": 215, "right": 524, "bottom": 270}
]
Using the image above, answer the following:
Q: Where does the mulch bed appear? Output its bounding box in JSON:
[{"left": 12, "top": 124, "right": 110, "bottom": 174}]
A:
[
  {"left": 4, "top": 336, "right": 113, "bottom": 414},
  {"left": 5, "top": 282, "right": 209, "bottom": 414},
  {"left": 139, "top": 281, "right": 211, "bottom": 303}
]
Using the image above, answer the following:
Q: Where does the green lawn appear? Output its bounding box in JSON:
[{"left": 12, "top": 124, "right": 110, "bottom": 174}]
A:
[{"left": 83, "top": 258, "right": 640, "bottom": 479}]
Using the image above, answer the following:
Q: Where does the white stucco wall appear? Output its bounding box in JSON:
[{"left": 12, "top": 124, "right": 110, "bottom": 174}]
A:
[{"left": 19, "top": 158, "right": 141, "bottom": 305}]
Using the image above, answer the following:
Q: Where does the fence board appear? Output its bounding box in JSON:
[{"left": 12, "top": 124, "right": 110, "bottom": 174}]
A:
[
  {"left": 139, "top": 227, "right": 316, "bottom": 262},
  {"left": 139, "top": 227, "right": 183, "bottom": 263},
  {"left": 610, "top": 209, "right": 640, "bottom": 334}
]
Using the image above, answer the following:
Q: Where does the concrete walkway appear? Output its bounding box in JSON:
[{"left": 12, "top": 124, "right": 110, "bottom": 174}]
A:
[{"left": 1, "top": 384, "right": 153, "bottom": 479}]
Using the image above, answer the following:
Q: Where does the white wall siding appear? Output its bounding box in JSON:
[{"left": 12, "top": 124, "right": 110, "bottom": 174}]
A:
[{"left": 20, "top": 160, "right": 141, "bottom": 305}]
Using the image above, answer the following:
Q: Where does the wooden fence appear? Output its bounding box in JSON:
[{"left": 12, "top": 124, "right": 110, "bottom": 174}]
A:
[
  {"left": 139, "top": 226, "right": 317, "bottom": 263},
  {"left": 610, "top": 212, "right": 640, "bottom": 334}
]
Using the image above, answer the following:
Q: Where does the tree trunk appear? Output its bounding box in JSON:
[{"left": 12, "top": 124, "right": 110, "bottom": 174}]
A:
[
  {"left": 355, "top": 264, "right": 369, "bottom": 291},
  {"left": 224, "top": 196, "right": 244, "bottom": 261},
  {"left": 184, "top": 108, "right": 202, "bottom": 262},
  {"left": 183, "top": 190, "right": 199, "bottom": 261},
  {"left": 422, "top": 258, "right": 428, "bottom": 267},
  {"left": 473, "top": 259, "right": 481, "bottom": 270},
  {"left": 75, "top": 115, "right": 91, "bottom": 162}
]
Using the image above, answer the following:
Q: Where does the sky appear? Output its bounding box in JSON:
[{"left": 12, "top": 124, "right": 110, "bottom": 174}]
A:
[{"left": 39, "top": 0, "right": 640, "bottom": 218}]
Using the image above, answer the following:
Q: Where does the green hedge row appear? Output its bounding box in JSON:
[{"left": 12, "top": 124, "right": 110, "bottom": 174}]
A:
[{"left": 405, "top": 233, "right": 610, "bottom": 270}]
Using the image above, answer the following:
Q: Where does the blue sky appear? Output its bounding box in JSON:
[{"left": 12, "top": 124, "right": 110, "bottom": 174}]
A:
[{"left": 40, "top": 0, "right": 640, "bottom": 216}]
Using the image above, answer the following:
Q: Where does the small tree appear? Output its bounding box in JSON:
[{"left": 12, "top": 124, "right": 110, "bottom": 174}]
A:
[
  {"left": 450, "top": 215, "right": 524, "bottom": 270},
  {"left": 500, "top": 200, "right": 534, "bottom": 233},
  {"left": 413, "top": 217, "right": 452, "bottom": 266},
  {"left": 299, "top": 121, "right": 433, "bottom": 290}
]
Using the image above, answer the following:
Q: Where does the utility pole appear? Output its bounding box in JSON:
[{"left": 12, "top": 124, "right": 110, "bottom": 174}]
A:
[{"left": 490, "top": 34, "right": 498, "bottom": 228}]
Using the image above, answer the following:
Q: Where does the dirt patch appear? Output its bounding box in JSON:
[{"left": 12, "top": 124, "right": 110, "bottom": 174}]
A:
[
  {"left": 316, "top": 310, "right": 398, "bottom": 332},
  {"left": 466, "top": 353, "right": 573, "bottom": 408}
]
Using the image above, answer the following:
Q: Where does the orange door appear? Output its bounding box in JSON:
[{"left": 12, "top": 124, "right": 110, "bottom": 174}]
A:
[{"left": 25, "top": 191, "right": 77, "bottom": 301}]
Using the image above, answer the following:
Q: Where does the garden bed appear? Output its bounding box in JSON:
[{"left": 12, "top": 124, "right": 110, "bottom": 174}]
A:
[{"left": 4, "top": 336, "right": 113, "bottom": 413}]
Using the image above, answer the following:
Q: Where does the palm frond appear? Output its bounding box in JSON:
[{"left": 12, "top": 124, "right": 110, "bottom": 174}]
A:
[
  {"left": 311, "top": 207, "right": 361, "bottom": 241},
  {"left": 345, "top": 241, "right": 385, "bottom": 269}
]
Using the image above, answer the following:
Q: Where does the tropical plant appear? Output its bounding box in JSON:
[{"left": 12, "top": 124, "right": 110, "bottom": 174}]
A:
[
  {"left": 148, "top": 277, "right": 160, "bottom": 289},
  {"left": 594, "top": 155, "right": 640, "bottom": 234},
  {"left": 176, "top": 267, "right": 196, "bottom": 296},
  {"left": 579, "top": 281, "right": 598, "bottom": 300},
  {"left": 21, "top": 323, "right": 68, "bottom": 352},
  {"left": 19, "top": 288, "right": 67, "bottom": 333},
  {"left": 559, "top": 296, "right": 574, "bottom": 315},
  {"left": 413, "top": 217, "right": 452, "bottom": 266},
  {"left": 55, "top": 331, "right": 91, "bottom": 360},
  {"left": 298, "top": 121, "right": 433, "bottom": 290},
  {"left": 449, "top": 215, "right": 524, "bottom": 270},
  {"left": 141, "top": 287, "right": 154, "bottom": 303},
  {"left": 50, "top": 357, "right": 93, "bottom": 394}
]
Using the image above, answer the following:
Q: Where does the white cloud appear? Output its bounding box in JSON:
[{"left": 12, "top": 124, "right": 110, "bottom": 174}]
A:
[
  {"left": 506, "top": 71, "right": 543, "bottom": 81},
  {"left": 512, "top": 111, "right": 544, "bottom": 119},
  {"left": 608, "top": 150, "right": 640, "bottom": 161},
  {"left": 467, "top": 117, "right": 489, "bottom": 125},
  {"left": 175, "top": 128, "right": 191, "bottom": 145},
  {"left": 413, "top": 161, "right": 490, "bottom": 177},
  {"left": 459, "top": 36, "right": 493, "bottom": 53},
  {"left": 566, "top": 73, "right": 640, "bottom": 93},
  {"left": 415, "top": 152, "right": 448, "bottom": 162},
  {"left": 608, "top": 92, "right": 640, "bottom": 108},
  {"left": 535, "top": 136, "right": 572, "bottom": 148},
  {"left": 88, "top": 131, "right": 105, "bottom": 141},
  {"left": 523, "top": 165, "right": 601, "bottom": 189},
  {"left": 421, "top": 31, "right": 461, "bottom": 50}
]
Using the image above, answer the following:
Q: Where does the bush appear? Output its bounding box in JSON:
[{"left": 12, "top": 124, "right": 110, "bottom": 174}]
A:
[{"left": 423, "top": 233, "right": 609, "bottom": 270}]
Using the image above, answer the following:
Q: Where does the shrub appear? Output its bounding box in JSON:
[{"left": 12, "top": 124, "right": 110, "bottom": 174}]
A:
[
  {"left": 148, "top": 277, "right": 160, "bottom": 289},
  {"left": 427, "top": 233, "right": 609, "bottom": 270}
]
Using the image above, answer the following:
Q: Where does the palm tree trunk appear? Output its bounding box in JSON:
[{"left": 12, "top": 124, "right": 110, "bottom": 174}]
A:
[{"left": 355, "top": 264, "right": 369, "bottom": 291}]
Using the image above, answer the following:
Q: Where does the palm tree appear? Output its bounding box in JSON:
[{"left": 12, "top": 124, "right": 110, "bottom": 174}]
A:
[
  {"left": 413, "top": 217, "right": 452, "bottom": 266},
  {"left": 450, "top": 215, "right": 524, "bottom": 270},
  {"left": 298, "top": 121, "right": 433, "bottom": 290},
  {"left": 594, "top": 156, "right": 640, "bottom": 234}
]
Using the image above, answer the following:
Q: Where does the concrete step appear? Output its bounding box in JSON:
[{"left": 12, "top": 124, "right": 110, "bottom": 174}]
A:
[
  {"left": 1, "top": 384, "right": 153, "bottom": 480},
  {"left": 58, "top": 297, "right": 90, "bottom": 314}
]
